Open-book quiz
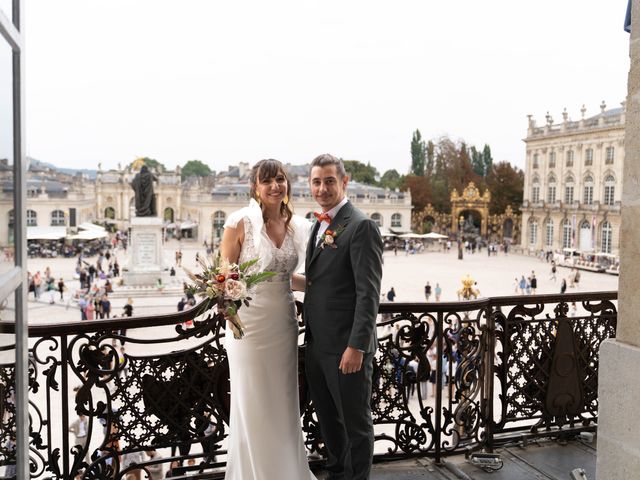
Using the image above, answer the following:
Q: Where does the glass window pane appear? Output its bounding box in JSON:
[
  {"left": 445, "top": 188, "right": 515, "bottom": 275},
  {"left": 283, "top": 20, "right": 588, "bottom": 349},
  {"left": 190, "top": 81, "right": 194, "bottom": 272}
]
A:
[
  {"left": 0, "top": 290, "right": 16, "bottom": 476},
  {"left": 0, "top": 38, "right": 15, "bottom": 276}
]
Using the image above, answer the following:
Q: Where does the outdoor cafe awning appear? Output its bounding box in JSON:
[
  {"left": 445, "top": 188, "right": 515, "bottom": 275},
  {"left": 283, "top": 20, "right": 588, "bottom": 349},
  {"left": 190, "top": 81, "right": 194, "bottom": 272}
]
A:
[
  {"left": 180, "top": 220, "right": 198, "bottom": 230},
  {"left": 68, "top": 229, "right": 109, "bottom": 241},
  {"left": 422, "top": 232, "right": 448, "bottom": 239},
  {"left": 27, "top": 226, "right": 67, "bottom": 240},
  {"left": 77, "top": 222, "right": 106, "bottom": 231}
]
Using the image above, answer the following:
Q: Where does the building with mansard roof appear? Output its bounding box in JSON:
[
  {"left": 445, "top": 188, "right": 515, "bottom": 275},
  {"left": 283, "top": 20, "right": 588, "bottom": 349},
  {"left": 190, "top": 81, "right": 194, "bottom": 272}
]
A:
[
  {"left": 0, "top": 159, "right": 412, "bottom": 246},
  {"left": 520, "top": 101, "right": 624, "bottom": 255}
]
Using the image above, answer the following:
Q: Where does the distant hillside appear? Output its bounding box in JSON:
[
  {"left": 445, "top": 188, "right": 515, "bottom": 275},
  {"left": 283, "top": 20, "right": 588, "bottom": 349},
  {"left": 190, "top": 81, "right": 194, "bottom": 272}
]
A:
[{"left": 28, "top": 157, "right": 97, "bottom": 179}]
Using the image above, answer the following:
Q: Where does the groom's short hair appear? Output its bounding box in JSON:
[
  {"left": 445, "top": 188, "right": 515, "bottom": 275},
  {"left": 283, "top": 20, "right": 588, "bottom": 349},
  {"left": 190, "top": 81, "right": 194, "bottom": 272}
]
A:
[{"left": 310, "top": 154, "right": 347, "bottom": 179}]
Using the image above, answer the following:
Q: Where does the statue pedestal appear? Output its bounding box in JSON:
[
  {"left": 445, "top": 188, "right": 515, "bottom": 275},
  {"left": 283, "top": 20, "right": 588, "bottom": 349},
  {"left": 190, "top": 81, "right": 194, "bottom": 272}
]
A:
[{"left": 123, "top": 216, "right": 168, "bottom": 287}]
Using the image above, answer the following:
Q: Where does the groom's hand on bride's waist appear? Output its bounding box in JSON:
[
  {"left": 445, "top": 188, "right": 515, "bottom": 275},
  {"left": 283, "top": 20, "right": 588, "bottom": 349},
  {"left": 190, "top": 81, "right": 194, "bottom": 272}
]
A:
[{"left": 339, "top": 346, "right": 364, "bottom": 374}]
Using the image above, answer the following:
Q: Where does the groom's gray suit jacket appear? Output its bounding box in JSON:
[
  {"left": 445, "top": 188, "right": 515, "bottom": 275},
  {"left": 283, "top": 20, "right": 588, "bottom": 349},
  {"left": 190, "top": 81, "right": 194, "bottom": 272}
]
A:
[{"left": 303, "top": 201, "right": 383, "bottom": 354}]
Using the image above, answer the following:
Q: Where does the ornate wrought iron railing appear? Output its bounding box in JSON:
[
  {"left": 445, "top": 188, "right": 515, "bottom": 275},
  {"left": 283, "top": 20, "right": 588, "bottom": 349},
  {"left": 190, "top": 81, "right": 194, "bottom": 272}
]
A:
[{"left": 0, "top": 291, "right": 617, "bottom": 479}]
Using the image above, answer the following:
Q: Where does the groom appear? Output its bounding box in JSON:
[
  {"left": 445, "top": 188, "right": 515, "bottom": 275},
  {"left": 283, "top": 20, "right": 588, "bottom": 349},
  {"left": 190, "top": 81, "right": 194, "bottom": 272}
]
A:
[{"left": 304, "top": 154, "right": 383, "bottom": 480}]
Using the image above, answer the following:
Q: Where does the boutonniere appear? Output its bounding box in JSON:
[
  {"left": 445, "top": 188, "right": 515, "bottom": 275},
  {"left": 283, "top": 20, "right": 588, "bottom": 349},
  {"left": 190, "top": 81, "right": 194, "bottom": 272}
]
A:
[{"left": 319, "top": 225, "right": 345, "bottom": 249}]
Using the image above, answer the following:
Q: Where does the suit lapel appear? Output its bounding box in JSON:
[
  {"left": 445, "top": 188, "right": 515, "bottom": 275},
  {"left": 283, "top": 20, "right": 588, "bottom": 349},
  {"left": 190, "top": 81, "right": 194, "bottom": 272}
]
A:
[
  {"left": 306, "top": 220, "right": 320, "bottom": 267},
  {"left": 308, "top": 202, "right": 353, "bottom": 269}
]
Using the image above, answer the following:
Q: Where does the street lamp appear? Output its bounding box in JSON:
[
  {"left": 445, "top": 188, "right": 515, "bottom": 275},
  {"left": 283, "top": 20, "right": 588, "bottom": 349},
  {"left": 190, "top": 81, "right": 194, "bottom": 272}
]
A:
[{"left": 458, "top": 215, "right": 464, "bottom": 260}]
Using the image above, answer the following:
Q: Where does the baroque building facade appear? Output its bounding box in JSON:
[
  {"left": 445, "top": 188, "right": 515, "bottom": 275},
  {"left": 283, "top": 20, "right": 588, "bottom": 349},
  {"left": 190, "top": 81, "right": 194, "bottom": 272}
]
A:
[
  {"left": 1, "top": 160, "right": 412, "bottom": 247},
  {"left": 520, "top": 101, "right": 624, "bottom": 255}
]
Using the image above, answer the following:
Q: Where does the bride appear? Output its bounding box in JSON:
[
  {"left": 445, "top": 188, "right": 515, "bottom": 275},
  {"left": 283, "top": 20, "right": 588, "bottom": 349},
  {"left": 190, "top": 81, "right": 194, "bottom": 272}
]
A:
[{"left": 220, "top": 159, "right": 316, "bottom": 480}]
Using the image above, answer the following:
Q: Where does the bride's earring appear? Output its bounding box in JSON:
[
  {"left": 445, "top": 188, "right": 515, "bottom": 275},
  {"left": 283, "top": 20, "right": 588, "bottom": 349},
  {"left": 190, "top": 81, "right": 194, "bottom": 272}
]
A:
[
  {"left": 256, "top": 192, "right": 262, "bottom": 205},
  {"left": 283, "top": 195, "right": 289, "bottom": 205}
]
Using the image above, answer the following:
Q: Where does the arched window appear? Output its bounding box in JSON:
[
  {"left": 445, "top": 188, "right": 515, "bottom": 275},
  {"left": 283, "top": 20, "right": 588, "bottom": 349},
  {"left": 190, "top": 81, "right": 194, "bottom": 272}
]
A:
[
  {"left": 579, "top": 220, "right": 592, "bottom": 251},
  {"left": 51, "top": 209, "right": 65, "bottom": 226},
  {"left": 547, "top": 176, "right": 556, "bottom": 203},
  {"left": 164, "top": 207, "right": 174, "bottom": 223},
  {"left": 8, "top": 210, "right": 14, "bottom": 226},
  {"left": 603, "top": 175, "right": 615, "bottom": 206},
  {"left": 371, "top": 213, "right": 382, "bottom": 227},
  {"left": 601, "top": 221, "right": 613, "bottom": 253},
  {"left": 391, "top": 213, "right": 402, "bottom": 228},
  {"left": 212, "top": 211, "right": 226, "bottom": 239},
  {"left": 27, "top": 210, "right": 37, "bottom": 227},
  {"left": 529, "top": 218, "right": 538, "bottom": 246},
  {"left": 532, "top": 153, "right": 539, "bottom": 169},
  {"left": 545, "top": 218, "right": 554, "bottom": 247},
  {"left": 531, "top": 178, "right": 540, "bottom": 203},
  {"left": 104, "top": 207, "right": 115, "bottom": 220},
  {"left": 548, "top": 151, "right": 556, "bottom": 168},
  {"left": 562, "top": 218, "right": 573, "bottom": 248},
  {"left": 564, "top": 176, "right": 574, "bottom": 204},
  {"left": 566, "top": 150, "right": 574, "bottom": 167},
  {"left": 583, "top": 175, "right": 594, "bottom": 205}
]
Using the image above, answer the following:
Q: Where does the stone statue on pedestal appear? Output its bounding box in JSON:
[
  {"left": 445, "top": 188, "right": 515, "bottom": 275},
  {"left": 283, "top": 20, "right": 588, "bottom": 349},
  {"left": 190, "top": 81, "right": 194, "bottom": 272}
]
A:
[{"left": 131, "top": 165, "right": 157, "bottom": 217}]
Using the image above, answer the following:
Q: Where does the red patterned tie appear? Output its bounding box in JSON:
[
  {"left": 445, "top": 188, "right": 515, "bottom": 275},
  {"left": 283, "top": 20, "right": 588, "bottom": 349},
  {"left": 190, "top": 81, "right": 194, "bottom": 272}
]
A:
[{"left": 314, "top": 212, "right": 332, "bottom": 223}]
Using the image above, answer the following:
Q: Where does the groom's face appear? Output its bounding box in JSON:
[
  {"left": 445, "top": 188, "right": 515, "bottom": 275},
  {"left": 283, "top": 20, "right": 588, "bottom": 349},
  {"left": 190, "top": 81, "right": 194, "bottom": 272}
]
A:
[{"left": 309, "top": 165, "right": 349, "bottom": 211}]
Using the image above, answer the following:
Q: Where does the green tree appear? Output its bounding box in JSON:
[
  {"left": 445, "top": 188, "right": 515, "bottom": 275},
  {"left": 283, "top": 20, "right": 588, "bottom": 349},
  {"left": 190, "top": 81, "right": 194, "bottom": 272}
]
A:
[
  {"left": 425, "top": 140, "right": 435, "bottom": 176},
  {"left": 181, "top": 159, "right": 212, "bottom": 180},
  {"left": 470, "top": 146, "right": 485, "bottom": 176},
  {"left": 343, "top": 160, "right": 379, "bottom": 185},
  {"left": 379, "top": 169, "right": 403, "bottom": 190},
  {"left": 485, "top": 161, "right": 524, "bottom": 214},
  {"left": 482, "top": 144, "right": 493, "bottom": 177},
  {"left": 410, "top": 129, "right": 426, "bottom": 176}
]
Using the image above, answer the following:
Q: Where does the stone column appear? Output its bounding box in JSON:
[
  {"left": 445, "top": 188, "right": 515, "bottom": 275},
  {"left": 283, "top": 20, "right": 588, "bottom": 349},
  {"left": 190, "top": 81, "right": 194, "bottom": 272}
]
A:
[{"left": 596, "top": 1, "right": 640, "bottom": 477}]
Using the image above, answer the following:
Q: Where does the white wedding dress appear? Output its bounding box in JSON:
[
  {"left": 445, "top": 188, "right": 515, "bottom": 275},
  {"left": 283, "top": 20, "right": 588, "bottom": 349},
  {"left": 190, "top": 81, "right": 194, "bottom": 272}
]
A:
[{"left": 224, "top": 204, "right": 316, "bottom": 480}]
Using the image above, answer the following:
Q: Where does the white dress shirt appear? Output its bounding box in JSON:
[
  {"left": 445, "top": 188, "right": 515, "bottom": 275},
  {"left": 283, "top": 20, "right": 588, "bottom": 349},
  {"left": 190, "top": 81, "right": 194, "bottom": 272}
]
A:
[{"left": 315, "top": 197, "right": 349, "bottom": 246}]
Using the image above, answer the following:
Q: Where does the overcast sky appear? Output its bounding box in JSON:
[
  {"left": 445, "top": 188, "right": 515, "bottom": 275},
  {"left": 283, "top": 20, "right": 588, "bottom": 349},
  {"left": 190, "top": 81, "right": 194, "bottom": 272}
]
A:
[{"left": 14, "top": 0, "right": 632, "bottom": 175}]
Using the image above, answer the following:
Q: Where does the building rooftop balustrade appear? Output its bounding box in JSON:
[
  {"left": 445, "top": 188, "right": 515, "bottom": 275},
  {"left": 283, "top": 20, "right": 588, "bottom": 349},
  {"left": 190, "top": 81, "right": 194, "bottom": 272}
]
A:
[{"left": 0, "top": 291, "right": 617, "bottom": 479}]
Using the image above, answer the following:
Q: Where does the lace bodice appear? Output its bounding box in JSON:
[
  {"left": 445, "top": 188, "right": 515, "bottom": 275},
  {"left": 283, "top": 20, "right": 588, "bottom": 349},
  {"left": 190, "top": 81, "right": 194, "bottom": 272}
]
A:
[{"left": 239, "top": 217, "right": 299, "bottom": 282}]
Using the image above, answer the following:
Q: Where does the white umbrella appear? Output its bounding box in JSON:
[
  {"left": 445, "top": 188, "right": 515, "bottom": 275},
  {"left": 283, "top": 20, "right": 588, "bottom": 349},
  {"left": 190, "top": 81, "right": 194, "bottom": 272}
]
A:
[
  {"left": 422, "top": 232, "right": 448, "bottom": 239},
  {"left": 398, "top": 232, "right": 422, "bottom": 238}
]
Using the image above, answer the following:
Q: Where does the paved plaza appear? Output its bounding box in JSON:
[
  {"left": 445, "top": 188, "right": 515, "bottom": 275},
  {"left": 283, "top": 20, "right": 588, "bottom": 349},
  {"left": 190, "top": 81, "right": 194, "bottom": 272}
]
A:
[{"left": 25, "top": 240, "right": 618, "bottom": 324}]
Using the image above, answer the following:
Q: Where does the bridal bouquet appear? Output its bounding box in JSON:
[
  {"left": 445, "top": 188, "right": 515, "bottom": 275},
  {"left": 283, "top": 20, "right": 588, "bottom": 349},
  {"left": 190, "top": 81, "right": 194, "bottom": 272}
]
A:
[{"left": 185, "top": 253, "right": 275, "bottom": 339}]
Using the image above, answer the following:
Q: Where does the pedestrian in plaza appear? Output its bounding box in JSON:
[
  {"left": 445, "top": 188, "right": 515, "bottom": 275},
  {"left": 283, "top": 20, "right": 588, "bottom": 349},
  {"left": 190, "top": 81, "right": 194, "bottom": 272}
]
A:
[
  {"left": 550, "top": 261, "right": 557, "bottom": 281},
  {"left": 530, "top": 271, "right": 537, "bottom": 294},
  {"left": 424, "top": 282, "right": 432, "bottom": 302},
  {"left": 57, "top": 278, "right": 66, "bottom": 301},
  {"left": 123, "top": 298, "right": 133, "bottom": 318},
  {"left": 525, "top": 277, "right": 532, "bottom": 295},
  {"left": 88, "top": 264, "right": 96, "bottom": 285},
  {"left": 85, "top": 297, "right": 95, "bottom": 320},
  {"left": 513, "top": 277, "right": 519, "bottom": 294},
  {"left": 518, "top": 275, "right": 526, "bottom": 294},
  {"left": 145, "top": 450, "right": 163, "bottom": 479},
  {"left": 78, "top": 295, "right": 88, "bottom": 321},
  {"left": 68, "top": 414, "right": 90, "bottom": 464},
  {"left": 33, "top": 271, "right": 42, "bottom": 299},
  {"left": 175, "top": 249, "right": 182, "bottom": 267},
  {"left": 113, "top": 259, "right": 120, "bottom": 277},
  {"left": 46, "top": 275, "right": 56, "bottom": 304},
  {"left": 79, "top": 269, "right": 88, "bottom": 289},
  {"left": 573, "top": 269, "right": 581, "bottom": 289},
  {"left": 101, "top": 294, "right": 111, "bottom": 319},
  {"left": 435, "top": 283, "right": 442, "bottom": 301},
  {"left": 177, "top": 297, "right": 186, "bottom": 312},
  {"left": 560, "top": 278, "right": 567, "bottom": 294},
  {"left": 387, "top": 287, "right": 396, "bottom": 302}
]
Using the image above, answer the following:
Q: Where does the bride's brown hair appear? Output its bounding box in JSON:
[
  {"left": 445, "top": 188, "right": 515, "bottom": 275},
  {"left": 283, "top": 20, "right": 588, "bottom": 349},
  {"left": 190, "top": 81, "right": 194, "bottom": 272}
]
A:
[{"left": 249, "top": 159, "right": 293, "bottom": 230}]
